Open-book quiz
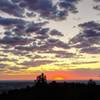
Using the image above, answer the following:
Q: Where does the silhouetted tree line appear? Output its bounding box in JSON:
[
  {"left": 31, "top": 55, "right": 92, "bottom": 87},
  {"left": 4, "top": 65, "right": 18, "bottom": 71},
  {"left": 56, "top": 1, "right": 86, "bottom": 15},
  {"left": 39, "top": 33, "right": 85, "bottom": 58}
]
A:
[{"left": 0, "top": 73, "right": 100, "bottom": 100}]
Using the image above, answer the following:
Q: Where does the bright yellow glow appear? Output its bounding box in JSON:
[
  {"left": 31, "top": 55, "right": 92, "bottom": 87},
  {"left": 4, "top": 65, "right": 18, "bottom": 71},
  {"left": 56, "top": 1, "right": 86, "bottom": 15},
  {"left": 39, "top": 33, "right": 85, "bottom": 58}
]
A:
[
  {"left": 54, "top": 77, "right": 64, "bottom": 80},
  {"left": 70, "top": 63, "right": 100, "bottom": 69}
]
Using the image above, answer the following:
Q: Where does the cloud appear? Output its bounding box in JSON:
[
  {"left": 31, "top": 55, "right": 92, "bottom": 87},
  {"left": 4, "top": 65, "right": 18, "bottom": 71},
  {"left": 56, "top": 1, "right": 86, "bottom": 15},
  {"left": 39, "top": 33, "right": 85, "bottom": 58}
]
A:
[
  {"left": 69, "top": 21, "right": 100, "bottom": 54},
  {"left": 21, "top": 60, "right": 55, "bottom": 67},
  {"left": 0, "top": 36, "right": 32, "bottom": 46},
  {"left": 10, "top": 0, "right": 80, "bottom": 20},
  {"left": 93, "top": 0, "right": 100, "bottom": 2},
  {"left": 36, "top": 28, "right": 49, "bottom": 35},
  {"left": 0, "top": 0, "right": 24, "bottom": 17},
  {"left": 81, "top": 47, "right": 100, "bottom": 54},
  {"left": 93, "top": 5, "right": 100, "bottom": 10},
  {"left": 79, "top": 21, "right": 100, "bottom": 31},
  {"left": 0, "top": 17, "right": 25, "bottom": 26},
  {"left": 25, "top": 21, "right": 48, "bottom": 33},
  {"left": 0, "top": 0, "right": 80, "bottom": 20},
  {"left": 50, "top": 29, "right": 64, "bottom": 36},
  {"left": 0, "top": 17, "right": 48, "bottom": 34},
  {"left": 47, "top": 38, "right": 69, "bottom": 49},
  {"left": 72, "top": 61, "right": 99, "bottom": 65},
  {"left": 93, "top": 0, "right": 100, "bottom": 11},
  {"left": 35, "top": 34, "right": 49, "bottom": 40},
  {"left": 15, "top": 38, "right": 69, "bottom": 52},
  {"left": 45, "top": 50, "right": 74, "bottom": 58},
  {"left": 0, "top": 58, "right": 17, "bottom": 62},
  {"left": 0, "top": 49, "right": 28, "bottom": 56},
  {"left": 0, "top": 64, "right": 6, "bottom": 68},
  {"left": 42, "top": 50, "right": 75, "bottom": 58},
  {"left": 56, "top": 52, "right": 75, "bottom": 58}
]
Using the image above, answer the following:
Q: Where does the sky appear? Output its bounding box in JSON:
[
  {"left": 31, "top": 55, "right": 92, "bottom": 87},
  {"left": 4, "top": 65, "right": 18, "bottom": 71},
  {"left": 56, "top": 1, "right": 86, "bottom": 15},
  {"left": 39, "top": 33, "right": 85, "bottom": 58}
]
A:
[{"left": 0, "top": 0, "right": 100, "bottom": 80}]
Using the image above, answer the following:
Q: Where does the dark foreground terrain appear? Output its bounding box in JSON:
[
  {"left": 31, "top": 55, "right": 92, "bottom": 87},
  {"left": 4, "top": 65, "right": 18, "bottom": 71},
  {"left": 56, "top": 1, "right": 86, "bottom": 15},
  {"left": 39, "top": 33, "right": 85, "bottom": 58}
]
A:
[{"left": 0, "top": 73, "right": 100, "bottom": 100}]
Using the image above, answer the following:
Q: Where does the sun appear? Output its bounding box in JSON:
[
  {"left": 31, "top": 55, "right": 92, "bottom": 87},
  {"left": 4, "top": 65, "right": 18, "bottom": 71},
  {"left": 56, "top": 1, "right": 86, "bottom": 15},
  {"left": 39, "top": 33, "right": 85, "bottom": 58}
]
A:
[{"left": 54, "top": 76, "right": 64, "bottom": 80}]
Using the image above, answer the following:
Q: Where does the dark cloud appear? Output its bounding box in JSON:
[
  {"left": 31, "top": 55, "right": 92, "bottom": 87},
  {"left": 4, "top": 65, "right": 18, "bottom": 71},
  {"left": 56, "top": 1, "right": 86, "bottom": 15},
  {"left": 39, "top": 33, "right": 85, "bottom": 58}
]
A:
[
  {"left": 45, "top": 50, "right": 75, "bottom": 58},
  {"left": 47, "top": 39, "right": 69, "bottom": 49},
  {"left": 0, "top": 64, "right": 6, "bottom": 68},
  {"left": 69, "top": 21, "right": 100, "bottom": 54},
  {"left": 27, "top": 55, "right": 46, "bottom": 59},
  {"left": 0, "top": 17, "right": 25, "bottom": 26},
  {"left": 93, "top": 5, "right": 100, "bottom": 10},
  {"left": 81, "top": 47, "right": 100, "bottom": 54},
  {"left": 15, "top": 46, "right": 34, "bottom": 52},
  {"left": 35, "top": 34, "right": 49, "bottom": 40},
  {"left": 26, "top": 12, "right": 36, "bottom": 17},
  {"left": 94, "top": 0, "right": 100, "bottom": 2},
  {"left": 56, "top": 52, "right": 75, "bottom": 58},
  {"left": 0, "top": 49, "right": 28, "bottom": 56},
  {"left": 0, "top": 58, "right": 17, "bottom": 62},
  {"left": 36, "top": 28, "right": 49, "bottom": 35},
  {"left": 21, "top": 60, "right": 55, "bottom": 67},
  {"left": 0, "top": 17, "right": 26, "bottom": 36},
  {"left": 79, "top": 21, "right": 100, "bottom": 31},
  {"left": 0, "top": 17, "right": 48, "bottom": 35},
  {"left": 72, "top": 61, "right": 99, "bottom": 65},
  {"left": 0, "top": 36, "right": 32, "bottom": 46},
  {"left": 15, "top": 38, "right": 69, "bottom": 52},
  {"left": 0, "top": 0, "right": 24, "bottom": 17},
  {"left": 93, "top": 0, "right": 100, "bottom": 11},
  {"left": 10, "top": 0, "right": 80, "bottom": 20},
  {"left": 69, "top": 21, "right": 100, "bottom": 52},
  {"left": 24, "top": 0, "right": 79, "bottom": 19},
  {"left": 25, "top": 23, "right": 41, "bottom": 33},
  {"left": 25, "top": 21, "right": 48, "bottom": 33},
  {"left": 50, "top": 29, "right": 64, "bottom": 36},
  {"left": 0, "top": 0, "right": 80, "bottom": 20}
]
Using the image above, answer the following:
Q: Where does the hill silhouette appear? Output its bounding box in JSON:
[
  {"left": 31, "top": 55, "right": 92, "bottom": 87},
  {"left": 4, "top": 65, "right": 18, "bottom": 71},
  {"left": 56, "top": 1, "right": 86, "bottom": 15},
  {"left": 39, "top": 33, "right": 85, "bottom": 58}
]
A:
[{"left": 0, "top": 73, "right": 100, "bottom": 100}]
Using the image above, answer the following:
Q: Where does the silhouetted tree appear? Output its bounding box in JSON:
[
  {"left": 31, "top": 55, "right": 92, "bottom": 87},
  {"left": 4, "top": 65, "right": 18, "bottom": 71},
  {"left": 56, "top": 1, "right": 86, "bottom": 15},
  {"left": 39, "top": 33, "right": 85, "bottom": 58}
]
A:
[{"left": 35, "top": 73, "right": 47, "bottom": 86}]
